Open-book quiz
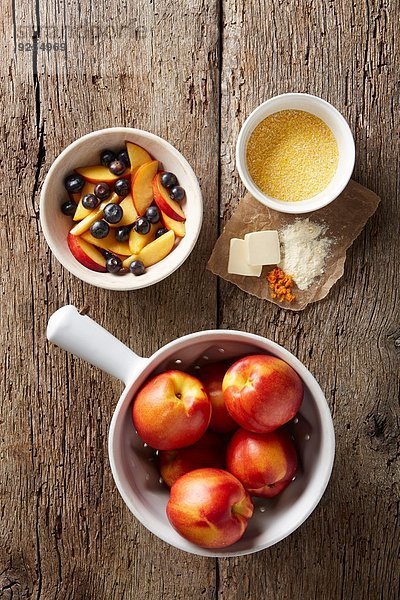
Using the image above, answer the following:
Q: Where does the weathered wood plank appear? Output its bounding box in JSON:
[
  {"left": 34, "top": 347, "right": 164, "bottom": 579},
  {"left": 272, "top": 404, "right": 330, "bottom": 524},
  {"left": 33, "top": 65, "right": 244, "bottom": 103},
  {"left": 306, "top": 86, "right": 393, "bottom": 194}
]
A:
[
  {"left": 218, "top": 1, "right": 399, "bottom": 599},
  {"left": 1, "top": 0, "right": 220, "bottom": 598}
]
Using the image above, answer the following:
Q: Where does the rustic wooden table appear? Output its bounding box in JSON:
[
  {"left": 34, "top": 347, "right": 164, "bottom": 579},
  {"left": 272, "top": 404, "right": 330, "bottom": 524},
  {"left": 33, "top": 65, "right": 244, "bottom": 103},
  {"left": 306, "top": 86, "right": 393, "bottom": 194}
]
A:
[{"left": 1, "top": 1, "right": 399, "bottom": 598}]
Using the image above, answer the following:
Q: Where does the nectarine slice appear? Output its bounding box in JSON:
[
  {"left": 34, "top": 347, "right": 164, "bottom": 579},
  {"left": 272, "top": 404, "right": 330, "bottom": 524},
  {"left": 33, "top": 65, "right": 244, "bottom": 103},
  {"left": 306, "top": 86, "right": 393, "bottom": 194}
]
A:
[
  {"left": 70, "top": 193, "right": 120, "bottom": 236},
  {"left": 122, "top": 230, "right": 175, "bottom": 268},
  {"left": 161, "top": 210, "right": 186, "bottom": 238},
  {"left": 126, "top": 142, "right": 152, "bottom": 176},
  {"left": 122, "top": 254, "right": 138, "bottom": 269},
  {"left": 153, "top": 173, "right": 186, "bottom": 222},
  {"left": 75, "top": 165, "right": 130, "bottom": 183},
  {"left": 73, "top": 182, "right": 96, "bottom": 221},
  {"left": 139, "top": 229, "right": 175, "bottom": 266},
  {"left": 128, "top": 223, "right": 158, "bottom": 255},
  {"left": 67, "top": 233, "right": 106, "bottom": 272},
  {"left": 108, "top": 195, "right": 138, "bottom": 228},
  {"left": 81, "top": 231, "right": 131, "bottom": 255},
  {"left": 132, "top": 160, "right": 159, "bottom": 215}
]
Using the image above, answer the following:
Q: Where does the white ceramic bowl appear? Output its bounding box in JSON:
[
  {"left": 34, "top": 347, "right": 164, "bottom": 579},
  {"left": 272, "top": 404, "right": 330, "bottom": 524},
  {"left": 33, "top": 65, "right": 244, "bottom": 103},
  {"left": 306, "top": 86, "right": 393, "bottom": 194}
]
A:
[
  {"left": 40, "top": 128, "right": 203, "bottom": 290},
  {"left": 47, "top": 306, "right": 336, "bottom": 557},
  {"left": 236, "top": 93, "right": 355, "bottom": 214}
]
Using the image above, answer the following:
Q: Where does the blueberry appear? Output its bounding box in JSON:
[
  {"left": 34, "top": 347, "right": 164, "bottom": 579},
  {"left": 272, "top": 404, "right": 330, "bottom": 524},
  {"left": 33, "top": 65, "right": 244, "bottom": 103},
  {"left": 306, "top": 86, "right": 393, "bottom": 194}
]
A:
[
  {"left": 104, "top": 203, "right": 123, "bottom": 224},
  {"left": 117, "top": 149, "right": 130, "bottom": 167},
  {"left": 129, "top": 260, "right": 146, "bottom": 276},
  {"left": 61, "top": 199, "right": 77, "bottom": 216},
  {"left": 161, "top": 172, "right": 178, "bottom": 189},
  {"left": 82, "top": 194, "right": 99, "bottom": 209},
  {"left": 109, "top": 160, "right": 126, "bottom": 176},
  {"left": 90, "top": 220, "right": 109, "bottom": 239},
  {"left": 94, "top": 182, "right": 111, "bottom": 200},
  {"left": 115, "top": 226, "right": 131, "bottom": 242},
  {"left": 134, "top": 217, "right": 151, "bottom": 235},
  {"left": 145, "top": 206, "right": 160, "bottom": 224},
  {"left": 101, "top": 249, "right": 115, "bottom": 260},
  {"left": 100, "top": 149, "right": 116, "bottom": 167},
  {"left": 170, "top": 186, "right": 185, "bottom": 201},
  {"left": 106, "top": 255, "right": 122, "bottom": 274},
  {"left": 155, "top": 227, "right": 168, "bottom": 239},
  {"left": 114, "top": 178, "right": 130, "bottom": 197},
  {"left": 64, "top": 173, "right": 84, "bottom": 193}
]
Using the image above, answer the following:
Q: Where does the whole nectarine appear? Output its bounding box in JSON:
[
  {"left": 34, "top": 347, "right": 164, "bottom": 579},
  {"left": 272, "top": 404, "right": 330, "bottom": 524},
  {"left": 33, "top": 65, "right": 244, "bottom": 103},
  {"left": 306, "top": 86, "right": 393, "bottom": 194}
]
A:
[
  {"left": 200, "top": 362, "right": 238, "bottom": 434},
  {"left": 159, "top": 431, "right": 225, "bottom": 487},
  {"left": 223, "top": 355, "right": 303, "bottom": 432},
  {"left": 167, "top": 468, "right": 254, "bottom": 548},
  {"left": 132, "top": 370, "right": 211, "bottom": 450},
  {"left": 226, "top": 428, "right": 298, "bottom": 498}
]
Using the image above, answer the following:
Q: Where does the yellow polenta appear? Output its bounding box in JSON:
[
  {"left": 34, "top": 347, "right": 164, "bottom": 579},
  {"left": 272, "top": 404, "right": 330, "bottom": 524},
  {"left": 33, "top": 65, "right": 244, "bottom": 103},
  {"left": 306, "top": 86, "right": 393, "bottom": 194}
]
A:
[{"left": 246, "top": 110, "right": 339, "bottom": 202}]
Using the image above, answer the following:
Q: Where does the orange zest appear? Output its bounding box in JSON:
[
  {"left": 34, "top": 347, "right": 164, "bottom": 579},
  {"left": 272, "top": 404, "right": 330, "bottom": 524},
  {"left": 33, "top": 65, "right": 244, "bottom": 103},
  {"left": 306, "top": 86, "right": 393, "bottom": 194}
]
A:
[{"left": 267, "top": 267, "right": 296, "bottom": 303}]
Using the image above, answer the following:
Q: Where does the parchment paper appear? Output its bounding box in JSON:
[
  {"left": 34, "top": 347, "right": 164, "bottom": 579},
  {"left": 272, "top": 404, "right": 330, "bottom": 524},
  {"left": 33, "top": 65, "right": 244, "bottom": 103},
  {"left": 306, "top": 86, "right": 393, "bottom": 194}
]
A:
[{"left": 207, "top": 180, "right": 381, "bottom": 311}]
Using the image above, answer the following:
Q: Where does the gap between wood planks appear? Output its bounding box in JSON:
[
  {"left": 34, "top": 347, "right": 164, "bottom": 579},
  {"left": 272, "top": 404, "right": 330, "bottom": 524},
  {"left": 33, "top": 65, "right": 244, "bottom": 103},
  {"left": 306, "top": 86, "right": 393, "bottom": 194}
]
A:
[{"left": 214, "top": 0, "right": 224, "bottom": 595}]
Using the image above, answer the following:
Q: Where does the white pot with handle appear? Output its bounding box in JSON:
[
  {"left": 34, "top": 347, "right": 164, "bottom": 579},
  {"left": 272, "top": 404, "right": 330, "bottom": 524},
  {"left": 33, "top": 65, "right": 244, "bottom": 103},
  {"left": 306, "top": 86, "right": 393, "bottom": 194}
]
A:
[{"left": 47, "top": 305, "right": 335, "bottom": 557}]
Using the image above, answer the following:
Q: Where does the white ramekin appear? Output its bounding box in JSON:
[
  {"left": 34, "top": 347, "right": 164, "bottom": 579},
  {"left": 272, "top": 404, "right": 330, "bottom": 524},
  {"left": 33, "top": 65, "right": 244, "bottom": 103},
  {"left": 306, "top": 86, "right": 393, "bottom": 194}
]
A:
[{"left": 236, "top": 93, "right": 355, "bottom": 214}]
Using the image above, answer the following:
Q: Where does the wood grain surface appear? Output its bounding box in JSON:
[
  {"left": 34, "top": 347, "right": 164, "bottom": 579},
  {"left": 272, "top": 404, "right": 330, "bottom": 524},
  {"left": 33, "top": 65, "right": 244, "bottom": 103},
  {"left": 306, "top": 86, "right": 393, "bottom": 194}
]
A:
[{"left": 0, "top": 0, "right": 399, "bottom": 599}]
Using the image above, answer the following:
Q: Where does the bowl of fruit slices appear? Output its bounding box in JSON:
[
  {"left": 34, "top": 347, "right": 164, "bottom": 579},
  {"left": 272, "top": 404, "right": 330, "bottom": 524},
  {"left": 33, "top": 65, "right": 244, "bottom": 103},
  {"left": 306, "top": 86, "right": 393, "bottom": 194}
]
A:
[{"left": 40, "top": 128, "right": 202, "bottom": 290}]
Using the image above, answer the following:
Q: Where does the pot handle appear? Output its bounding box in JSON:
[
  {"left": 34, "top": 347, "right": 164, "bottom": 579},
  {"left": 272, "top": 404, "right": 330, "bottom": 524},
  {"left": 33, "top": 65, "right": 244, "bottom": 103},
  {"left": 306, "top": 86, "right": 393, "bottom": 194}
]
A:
[{"left": 47, "top": 305, "right": 147, "bottom": 385}]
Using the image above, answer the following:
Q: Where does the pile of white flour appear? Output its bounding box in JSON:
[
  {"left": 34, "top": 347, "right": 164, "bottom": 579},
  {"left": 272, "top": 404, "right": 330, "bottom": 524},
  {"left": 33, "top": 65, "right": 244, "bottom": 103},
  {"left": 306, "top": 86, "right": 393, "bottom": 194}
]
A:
[{"left": 278, "top": 219, "right": 332, "bottom": 290}]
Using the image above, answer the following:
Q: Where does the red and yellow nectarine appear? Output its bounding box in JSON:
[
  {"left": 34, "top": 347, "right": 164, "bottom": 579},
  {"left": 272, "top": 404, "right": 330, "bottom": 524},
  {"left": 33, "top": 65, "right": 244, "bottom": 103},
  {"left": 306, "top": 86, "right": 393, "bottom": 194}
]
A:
[
  {"left": 226, "top": 428, "right": 297, "bottom": 498},
  {"left": 200, "top": 362, "right": 238, "bottom": 434},
  {"left": 167, "top": 468, "right": 253, "bottom": 548},
  {"left": 133, "top": 370, "right": 211, "bottom": 450},
  {"left": 223, "top": 355, "right": 303, "bottom": 433},
  {"left": 159, "top": 431, "right": 225, "bottom": 488}
]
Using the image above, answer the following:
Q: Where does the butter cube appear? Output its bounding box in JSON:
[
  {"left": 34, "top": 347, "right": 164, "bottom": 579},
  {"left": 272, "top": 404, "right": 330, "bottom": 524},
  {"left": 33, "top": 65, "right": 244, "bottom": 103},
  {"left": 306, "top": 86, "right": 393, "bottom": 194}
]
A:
[
  {"left": 228, "top": 238, "right": 262, "bottom": 277},
  {"left": 245, "top": 230, "right": 280, "bottom": 266}
]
